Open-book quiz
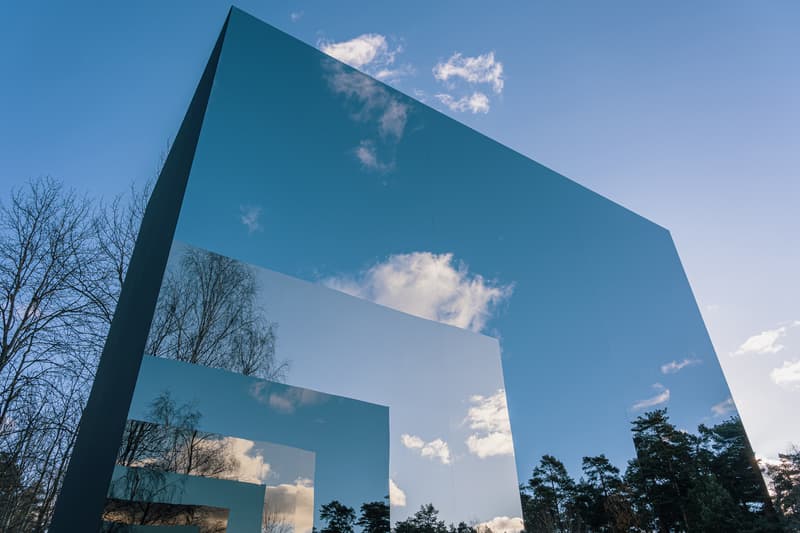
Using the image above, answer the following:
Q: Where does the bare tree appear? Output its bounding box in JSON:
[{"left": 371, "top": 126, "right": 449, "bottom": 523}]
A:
[
  {"left": 0, "top": 177, "right": 154, "bottom": 531},
  {"left": 146, "top": 246, "right": 285, "bottom": 380},
  {"left": 0, "top": 178, "right": 95, "bottom": 427},
  {"left": 0, "top": 178, "right": 100, "bottom": 531},
  {"left": 0, "top": 171, "right": 285, "bottom": 531},
  {"left": 116, "top": 392, "right": 239, "bottom": 479},
  {"left": 263, "top": 504, "right": 294, "bottom": 533},
  {"left": 83, "top": 181, "right": 152, "bottom": 329}
]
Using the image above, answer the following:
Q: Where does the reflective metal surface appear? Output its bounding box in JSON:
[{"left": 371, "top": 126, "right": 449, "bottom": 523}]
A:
[{"left": 87, "top": 7, "right": 775, "bottom": 532}]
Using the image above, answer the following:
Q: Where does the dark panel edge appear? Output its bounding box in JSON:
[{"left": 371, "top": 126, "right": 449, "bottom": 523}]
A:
[{"left": 48, "top": 10, "right": 232, "bottom": 532}]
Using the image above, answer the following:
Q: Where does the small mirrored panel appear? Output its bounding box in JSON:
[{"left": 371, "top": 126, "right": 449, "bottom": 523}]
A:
[
  {"left": 111, "top": 10, "right": 774, "bottom": 533},
  {"left": 106, "top": 355, "right": 388, "bottom": 533},
  {"left": 103, "top": 499, "right": 225, "bottom": 532},
  {"left": 104, "top": 466, "right": 260, "bottom": 533}
]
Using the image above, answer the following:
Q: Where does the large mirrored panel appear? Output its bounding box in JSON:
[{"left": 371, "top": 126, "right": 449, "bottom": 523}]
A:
[{"left": 152, "top": 8, "right": 779, "bottom": 531}]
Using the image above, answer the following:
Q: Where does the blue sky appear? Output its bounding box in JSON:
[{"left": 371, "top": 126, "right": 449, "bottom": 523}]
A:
[{"left": 2, "top": 0, "right": 797, "bottom": 484}]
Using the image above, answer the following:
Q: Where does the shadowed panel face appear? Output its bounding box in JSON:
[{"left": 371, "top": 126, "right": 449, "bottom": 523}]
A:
[{"left": 103, "top": 498, "right": 229, "bottom": 533}]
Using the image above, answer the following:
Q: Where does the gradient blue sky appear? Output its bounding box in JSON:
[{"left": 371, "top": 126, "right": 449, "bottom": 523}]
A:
[{"left": 2, "top": 1, "right": 798, "bottom": 463}]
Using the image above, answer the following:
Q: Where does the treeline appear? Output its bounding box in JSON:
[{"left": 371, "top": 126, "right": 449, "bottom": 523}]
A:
[
  {"left": 318, "top": 500, "right": 490, "bottom": 533},
  {"left": 520, "top": 409, "right": 799, "bottom": 532},
  {"left": 768, "top": 447, "right": 800, "bottom": 530},
  {"left": 0, "top": 178, "right": 149, "bottom": 531},
  {"left": 318, "top": 423, "right": 800, "bottom": 533}
]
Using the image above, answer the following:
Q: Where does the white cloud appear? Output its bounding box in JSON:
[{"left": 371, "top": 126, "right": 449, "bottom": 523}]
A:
[
  {"left": 770, "top": 359, "right": 800, "bottom": 388},
  {"left": 293, "top": 479, "right": 315, "bottom": 533},
  {"left": 400, "top": 433, "right": 424, "bottom": 449},
  {"left": 374, "top": 64, "right": 416, "bottom": 83},
  {"left": 225, "top": 437, "right": 272, "bottom": 485},
  {"left": 389, "top": 478, "right": 407, "bottom": 507},
  {"left": 421, "top": 439, "right": 451, "bottom": 464},
  {"left": 379, "top": 99, "right": 409, "bottom": 139},
  {"left": 324, "top": 252, "right": 513, "bottom": 333},
  {"left": 265, "top": 478, "right": 315, "bottom": 533},
  {"left": 734, "top": 323, "right": 799, "bottom": 356},
  {"left": 660, "top": 358, "right": 701, "bottom": 374},
  {"left": 326, "top": 65, "right": 391, "bottom": 118},
  {"left": 435, "top": 92, "right": 490, "bottom": 114},
  {"left": 250, "top": 382, "right": 326, "bottom": 414},
  {"left": 467, "top": 432, "right": 514, "bottom": 459},
  {"left": 711, "top": 397, "right": 737, "bottom": 417},
  {"left": 268, "top": 393, "right": 295, "bottom": 413},
  {"left": 320, "top": 33, "right": 412, "bottom": 86},
  {"left": 321, "top": 34, "right": 393, "bottom": 69},
  {"left": 354, "top": 140, "right": 391, "bottom": 172},
  {"left": 476, "top": 516, "right": 524, "bottom": 533},
  {"left": 465, "top": 389, "right": 514, "bottom": 458},
  {"left": 400, "top": 433, "right": 451, "bottom": 465},
  {"left": 240, "top": 205, "right": 263, "bottom": 233},
  {"left": 431, "top": 52, "right": 503, "bottom": 114},
  {"left": 329, "top": 69, "right": 408, "bottom": 139},
  {"left": 631, "top": 383, "right": 670, "bottom": 411},
  {"left": 433, "top": 52, "right": 504, "bottom": 94},
  {"left": 290, "top": 11, "right": 303, "bottom": 22},
  {"left": 324, "top": 63, "right": 409, "bottom": 172},
  {"left": 466, "top": 392, "right": 510, "bottom": 432}
]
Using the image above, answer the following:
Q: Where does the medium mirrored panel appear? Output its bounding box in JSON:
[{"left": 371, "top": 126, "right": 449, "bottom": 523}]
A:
[
  {"left": 149, "top": 241, "right": 523, "bottom": 530},
  {"left": 155, "top": 8, "right": 778, "bottom": 532}
]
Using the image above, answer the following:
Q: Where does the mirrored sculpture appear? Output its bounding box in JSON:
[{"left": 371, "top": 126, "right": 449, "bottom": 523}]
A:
[{"left": 51, "top": 7, "right": 780, "bottom": 533}]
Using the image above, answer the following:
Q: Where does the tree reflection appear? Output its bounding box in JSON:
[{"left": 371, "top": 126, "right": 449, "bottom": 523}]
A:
[
  {"left": 116, "top": 391, "right": 239, "bottom": 479},
  {"left": 147, "top": 247, "right": 286, "bottom": 379},
  {"left": 263, "top": 504, "right": 295, "bottom": 533},
  {"left": 102, "top": 497, "right": 229, "bottom": 533},
  {"left": 105, "top": 391, "right": 241, "bottom": 531}
]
